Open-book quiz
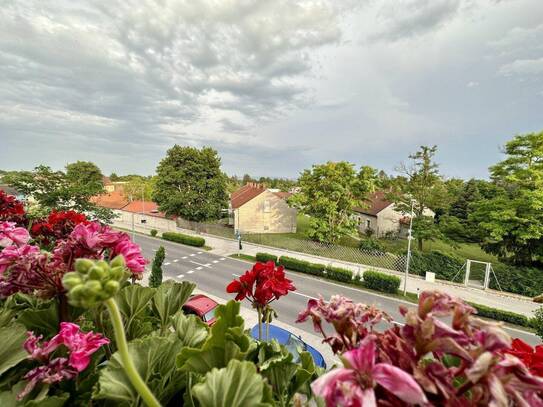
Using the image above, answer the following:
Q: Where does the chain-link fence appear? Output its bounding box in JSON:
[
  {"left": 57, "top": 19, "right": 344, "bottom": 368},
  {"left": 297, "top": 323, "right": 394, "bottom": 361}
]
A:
[{"left": 176, "top": 219, "right": 407, "bottom": 272}]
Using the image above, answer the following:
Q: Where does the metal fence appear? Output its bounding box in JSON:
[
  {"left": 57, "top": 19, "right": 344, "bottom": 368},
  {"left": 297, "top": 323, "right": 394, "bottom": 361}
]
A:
[{"left": 176, "top": 219, "right": 407, "bottom": 272}]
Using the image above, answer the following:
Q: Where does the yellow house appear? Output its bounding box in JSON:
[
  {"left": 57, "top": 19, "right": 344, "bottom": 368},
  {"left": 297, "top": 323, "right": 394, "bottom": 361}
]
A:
[{"left": 231, "top": 183, "right": 297, "bottom": 234}]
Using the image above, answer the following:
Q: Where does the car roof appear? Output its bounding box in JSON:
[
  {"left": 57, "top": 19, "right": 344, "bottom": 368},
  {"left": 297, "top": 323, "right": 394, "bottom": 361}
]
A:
[{"left": 183, "top": 294, "right": 218, "bottom": 314}]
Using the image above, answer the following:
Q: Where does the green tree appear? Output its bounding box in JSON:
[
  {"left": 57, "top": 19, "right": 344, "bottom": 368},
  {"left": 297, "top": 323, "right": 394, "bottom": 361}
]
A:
[
  {"left": 153, "top": 145, "right": 228, "bottom": 221},
  {"left": 123, "top": 176, "right": 155, "bottom": 201},
  {"left": 393, "top": 145, "right": 447, "bottom": 251},
  {"left": 149, "top": 246, "right": 166, "bottom": 288},
  {"left": 66, "top": 161, "right": 104, "bottom": 193},
  {"left": 289, "top": 162, "right": 377, "bottom": 243},
  {"left": 470, "top": 131, "right": 543, "bottom": 265}
]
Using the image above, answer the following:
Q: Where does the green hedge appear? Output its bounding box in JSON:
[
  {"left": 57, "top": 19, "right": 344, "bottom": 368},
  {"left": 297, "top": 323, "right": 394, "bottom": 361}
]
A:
[
  {"left": 409, "top": 250, "right": 464, "bottom": 281},
  {"left": 162, "top": 232, "right": 205, "bottom": 247},
  {"left": 255, "top": 252, "right": 278, "bottom": 263},
  {"left": 469, "top": 302, "right": 531, "bottom": 327},
  {"left": 150, "top": 229, "right": 158, "bottom": 237},
  {"left": 489, "top": 263, "right": 543, "bottom": 298},
  {"left": 362, "top": 270, "right": 401, "bottom": 294},
  {"left": 325, "top": 266, "right": 354, "bottom": 283},
  {"left": 278, "top": 256, "right": 324, "bottom": 276}
]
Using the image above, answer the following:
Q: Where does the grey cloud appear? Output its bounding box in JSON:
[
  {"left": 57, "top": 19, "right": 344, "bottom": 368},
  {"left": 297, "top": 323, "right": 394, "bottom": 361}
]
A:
[{"left": 499, "top": 57, "right": 543, "bottom": 76}]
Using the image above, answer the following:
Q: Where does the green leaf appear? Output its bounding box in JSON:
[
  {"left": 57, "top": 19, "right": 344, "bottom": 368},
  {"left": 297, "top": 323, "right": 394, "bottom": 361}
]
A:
[
  {"left": 171, "top": 312, "right": 209, "bottom": 348},
  {"left": 152, "top": 280, "right": 195, "bottom": 331},
  {"left": 16, "top": 304, "right": 58, "bottom": 337},
  {"left": 176, "top": 301, "right": 255, "bottom": 375},
  {"left": 192, "top": 359, "right": 272, "bottom": 407},
  {"left": 25, "top": 393, "right": 69, "bottom": 407},
  {"left": 0, "top": 308, "right": 15, "bottom": 328},
  {"left": 94, "top": 335, "right": 185, "bottom": 407},
  {"left": 114, "top": 285, "right": 156, "bottom": 340},
  {"left": 0, "top": 324, "right": 29, "bottom": 377}
]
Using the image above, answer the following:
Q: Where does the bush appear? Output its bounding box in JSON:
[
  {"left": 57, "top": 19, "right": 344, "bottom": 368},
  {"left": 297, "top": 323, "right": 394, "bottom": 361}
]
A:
[
  {"left": 278, "top": 256, "right": 324, "bottom": 276},
  {"left": 532, "top": 307, "right": 543, "bottom": 341},
  {"left": 150, "top": 229, "right": 158, "bottom": 237},
  {"left": 489, "top": 263, "right": 543, "bottom": 298},
  {"left": 255, "top": 252, "right": 278, "bottom": 263},
  {"left": 362, "top": 270, "right": 400, "bottom": 294},
  {"left": 359, "top": 238, "right": 386, "bottom": 254},
  {"left": 162, "top": 232, "right": 205, "bottom": 247},
  {"left": 469, "top": 302, "right": 530, "bottom": 327},
  {"left": 325, "top": 266, "right": 354, "bottom": 283},
  {"left": 149, "top": 246, "right": 165, "bottom": 288},
  {"left": 409, "top": 250, "right": 464, "bottom": 281}
]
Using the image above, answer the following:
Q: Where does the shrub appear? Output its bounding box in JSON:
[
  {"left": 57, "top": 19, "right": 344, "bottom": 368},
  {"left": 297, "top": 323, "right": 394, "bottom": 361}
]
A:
[
  {"left": 278, "top": 256, "right": 324, "bottom": 276},
  {"left": 162, "top": 232, "right": 205, "bottom": 247},
  {"left": 325, "top": 266, "right": 354, "bottom": 283},
  {"left": 358, "top": 238, "right": 386, "bottom": 254},
  {"left": 409, "top": 250, "right": 464, "bottom": 281},
  {"left": 255, "top": 252, "right": 278, "bottom": 263},
  {"left": 489, "top": 263, "right": 543, "bottom": 298},
  {"left": 150, "top": 229, "right": 158, "bottom": 237},
  {"left": 532, "top": 307, "right": 543, "bottom": 341},
  {"left": 469, "top": 302, "right": 530, "bottom": 327},
  {"left": 362, "top": 270, "right": 400, "bottom": 294},
  {"left": 149, "top": 246, "right": 165, "bottom": 288}
]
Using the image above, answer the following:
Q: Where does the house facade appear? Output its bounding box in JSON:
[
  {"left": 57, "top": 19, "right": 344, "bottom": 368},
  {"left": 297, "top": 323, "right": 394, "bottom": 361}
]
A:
[
  {"left": 231, "top": 183, "right": 297, "bottom": 234},
  {"left": 353, "top": 191, "right": 434, "bottom": 237}
]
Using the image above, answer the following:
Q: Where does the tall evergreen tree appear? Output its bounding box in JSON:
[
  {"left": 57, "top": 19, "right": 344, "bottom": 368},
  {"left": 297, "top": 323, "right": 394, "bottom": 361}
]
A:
[{"left": 149, "top": 246, "right": 165, "bottom": 288}]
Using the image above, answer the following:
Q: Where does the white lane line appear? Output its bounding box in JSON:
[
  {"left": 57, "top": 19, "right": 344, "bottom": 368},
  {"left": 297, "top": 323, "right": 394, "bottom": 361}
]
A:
[
  {"left": 182, "top": 256, "right": 188, "bottom": 259},
  {"left": 187, "top": 270, "right": 195, "bottom": 274},
  {"left": 164, "top": 262, "right": 171, "bottom": 266},
  {"left": 177, "top": 274, "right": 184, "bottom": 278},
  {"left": 220, "top": 258, "right": 225, "bottom": 260},
  {"left": 189, "top": 260, "right": 212, "bottom": 268},
  {"left": 190, "top": 253, "right": 196, "bottom": 257},
  {"left": 197, "top": 251, "right": 203, "bottom": 254},
  {"left": 196, "top": 267, "right": 203, "bottom": 271},
  {"left": 212, "top": 260, "right": 219, "bottom": 264},
  {"left": 173, "top": 259, "right": 179, "bottom": 263}
]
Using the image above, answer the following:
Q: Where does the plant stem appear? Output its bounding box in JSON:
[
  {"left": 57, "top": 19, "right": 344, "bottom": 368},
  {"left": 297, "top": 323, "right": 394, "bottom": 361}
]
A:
[
  {"left": 257, "top": 307, "right": 262, "bottom": 340},
  {"left": 105, "top": 298, "right": 161, "bottom": 407},
  {"left": 58, "top": 293, "right": 69, "bottom": 323}
]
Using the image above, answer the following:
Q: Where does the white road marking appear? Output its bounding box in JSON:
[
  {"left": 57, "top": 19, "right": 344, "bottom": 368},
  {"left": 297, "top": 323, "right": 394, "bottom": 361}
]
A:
[
  {"left": 177, "top": 274, "right": 184, "bottom": 278},
  {"left": 190, "top": 254, "right": 195, "bottom": 257},
  {"left": 173, "top": 259, "right": 179, "bottom": 263},
  {"left": 220, "top": 258, "right": 225, "bottom": 260},
  {"left": 212, "top": 260, "right": 219, "bottom": 264},
  {"left": 187, "top": 270, "right": 195, "bottom": 274},
  {"left": 197, "top": 251, "right": 203, "bottom": 254},
  {"left": 164, "top": 262, "right": 171, "bottom": 266},
  {"left": 189, "top": 260, "right": 212, "bottom": 268},
  {"left": 196, "top": 267, "right": 203, "bottom": 270},
  {"left": 182, "top": 256, "right": 188, "bottom": 259}
]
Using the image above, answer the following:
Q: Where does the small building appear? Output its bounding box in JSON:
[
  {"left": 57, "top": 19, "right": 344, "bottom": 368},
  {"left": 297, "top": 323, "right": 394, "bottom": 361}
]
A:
[
  {"left": 230, "top": 183, "right": 297, "bottom": 234},
  {"left": 353, "top": 191, "right": 434, "bottom": 238}
]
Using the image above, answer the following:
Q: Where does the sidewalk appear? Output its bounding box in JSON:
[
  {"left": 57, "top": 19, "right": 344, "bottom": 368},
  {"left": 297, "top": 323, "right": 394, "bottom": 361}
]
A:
[{"left": 120, "top": 219, "right": 539, "bottom": 318}]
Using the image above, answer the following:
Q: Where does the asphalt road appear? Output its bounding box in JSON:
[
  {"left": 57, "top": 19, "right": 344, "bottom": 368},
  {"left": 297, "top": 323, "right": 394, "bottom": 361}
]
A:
[{"left": 134, "top": 234, "right": 540, "bottom": 346}]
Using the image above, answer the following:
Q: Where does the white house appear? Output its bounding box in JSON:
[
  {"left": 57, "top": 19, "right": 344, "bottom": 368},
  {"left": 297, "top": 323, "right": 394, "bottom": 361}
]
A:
[{"left": 353, "top": 191, "right": 434, "bottom": 237}]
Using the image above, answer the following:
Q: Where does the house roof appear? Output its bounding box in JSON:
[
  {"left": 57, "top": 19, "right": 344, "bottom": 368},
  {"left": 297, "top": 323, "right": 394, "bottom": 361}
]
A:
[
  {"left": 274, "top": 191, "right": 293, "bottom": 200},
  {"left": 123, "top": 200, "right": 165, "bottom": 217},
  {"left": 90, "top": 191, "right": 129, "bottom": 209},
  {"left": 353, "top": 191, "right": 393, "bottom": 216},
  {"left": 231, "top": 183, "right": 266, "bottom": 209}
]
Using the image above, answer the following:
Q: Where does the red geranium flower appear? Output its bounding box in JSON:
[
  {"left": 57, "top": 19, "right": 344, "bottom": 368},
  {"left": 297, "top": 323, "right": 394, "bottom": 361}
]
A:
[
  {"left": 505, "top": 338, "right": 543, "bottom": 377},
  {"left": 0, "top": 191, "right": 26, "bottom": 224}
]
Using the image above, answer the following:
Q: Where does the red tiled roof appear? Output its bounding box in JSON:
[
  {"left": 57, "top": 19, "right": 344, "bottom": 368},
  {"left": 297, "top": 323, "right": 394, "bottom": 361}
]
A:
[
  {"left": 91, "top": 191, "right": 128, "bottom": 209},
  {"left": 274, "top": 191, "right": 292, "bottom": 200},
  {"left": 353, "top": 191, "right": 392, "bottom": 216},
  {"left": 123, "top": 200, "right": 165, "bottom": 217},
  {"left": 231, "top": 183, "right": 266, "bottom": 209}
]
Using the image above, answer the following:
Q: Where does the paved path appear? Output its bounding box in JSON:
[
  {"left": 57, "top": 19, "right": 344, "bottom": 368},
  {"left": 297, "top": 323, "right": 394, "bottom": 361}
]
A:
[{"left": 134, "top": 233, "right": 541, "bottom": 357}]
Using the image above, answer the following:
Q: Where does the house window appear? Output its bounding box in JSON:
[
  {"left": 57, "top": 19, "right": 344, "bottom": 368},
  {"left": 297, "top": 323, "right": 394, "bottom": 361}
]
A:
[
  {"left": 366, "top": 219, "right": 371, "bottom": 229},
  {"left": 263, "top": 200, "right": 271, "bottom": 213}
]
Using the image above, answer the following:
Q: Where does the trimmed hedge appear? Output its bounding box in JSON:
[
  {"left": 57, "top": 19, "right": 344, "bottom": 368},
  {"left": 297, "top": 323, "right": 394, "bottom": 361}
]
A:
[
  {"left": 256, "top": 252, "right": 278, "bottom": 263},
  {"left": 469, "top": 302, "right": 531, "bottom": 327},
  {"left": 162, "top": 232, "right": 205, "bottom": 247},
  {"left": 150, "top": 229, "right": 158, "bottom": 237},
  {"left": 409, "top": 250, "right": 464, "bottom": 281},
  {"left": 325, "top": 266, "right": 354, "bottom": 283},
  {"left": 489, "top": 263, "right": 543, "bottom": 298},
  {"left": 278, "top": 256, "right": 324, "bottom": 276},
  {"left": 362, "top": 270, "right": 401, "bottom": 294}
]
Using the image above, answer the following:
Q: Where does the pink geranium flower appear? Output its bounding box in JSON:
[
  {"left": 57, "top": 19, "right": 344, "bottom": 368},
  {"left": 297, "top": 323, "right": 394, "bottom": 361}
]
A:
[
  {"left": 312, "top": 336, "right": 427, "bottom": 407},
  {"left": 112, "top": 239, "right": 147, "bottom": 277},
  {"left": 0, "top": 221, "right": 30, "bottom": 247},
  {"left": 57, "top": 322, "right": 110, "bottom": 371}
]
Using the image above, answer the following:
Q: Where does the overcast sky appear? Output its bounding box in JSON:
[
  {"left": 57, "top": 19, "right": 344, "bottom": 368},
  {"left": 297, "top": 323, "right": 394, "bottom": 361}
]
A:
[{"left": 1, "top": 0, "right": 542, "bottom": 179}]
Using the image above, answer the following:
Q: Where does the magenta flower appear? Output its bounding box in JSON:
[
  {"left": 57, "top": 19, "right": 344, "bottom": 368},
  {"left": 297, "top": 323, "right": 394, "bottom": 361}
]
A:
[
  {"left": 20, "top": 323, "right": 109, "bottom": 399},
  {"left": 111, "top": 239, "right": 147, "bottom": 278},
  {"left": 0, "top": 221, "right": 30, "bottom": 247},
  {"left": 312, "top": 336, "right": 427, "bottom": 407}
]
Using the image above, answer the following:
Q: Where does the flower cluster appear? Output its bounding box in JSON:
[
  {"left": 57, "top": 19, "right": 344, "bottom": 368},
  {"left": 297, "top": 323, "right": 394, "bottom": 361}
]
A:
[
  {"left": 19, "top": 322, "right": 109, "bottom": 399},
  {"left": 63, "top": 256, "right": 127, "bottom": 308},
  {"left": 226, "top": 261, "right": 295, "bottom": 307},
  {"left": 0, "top": 221, "right": 30, "bottom": 248},
  {"left": 505, "top": 338, "right": 543, "bottom": 377},
  {"left": 0, "top": 190, "right": 26, "bottom": 224},
  {"left": 31, "top": 210, "right": 88, "bottom": 245},
  {"left": 299, "top": 291, "right": 543, "bottom": 406}
]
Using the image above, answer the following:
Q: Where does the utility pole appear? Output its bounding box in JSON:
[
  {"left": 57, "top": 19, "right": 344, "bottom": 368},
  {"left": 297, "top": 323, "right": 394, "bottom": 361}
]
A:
[{"left": 403, "top": 199, "right": 415, "bottom": 296}]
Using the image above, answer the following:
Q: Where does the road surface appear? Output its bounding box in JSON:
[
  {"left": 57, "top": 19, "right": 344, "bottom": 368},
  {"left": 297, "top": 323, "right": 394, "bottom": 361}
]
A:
[{"left": 134, "top": 233, "right": 540, "bottom": 346}]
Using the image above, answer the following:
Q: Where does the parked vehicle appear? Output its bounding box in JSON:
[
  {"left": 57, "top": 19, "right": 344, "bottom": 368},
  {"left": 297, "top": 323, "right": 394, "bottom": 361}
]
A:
[
  {"left": 182, "top": 294, "right": 219, "bottom": 326},
  {"left": 250, "top": 324, "right": 326, "bottom": 368}
]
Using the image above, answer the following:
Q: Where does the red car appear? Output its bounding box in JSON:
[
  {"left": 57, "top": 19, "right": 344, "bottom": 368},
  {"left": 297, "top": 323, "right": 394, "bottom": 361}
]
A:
[{"left": 182, "top": 294, "right": 219, "bottom": 326}]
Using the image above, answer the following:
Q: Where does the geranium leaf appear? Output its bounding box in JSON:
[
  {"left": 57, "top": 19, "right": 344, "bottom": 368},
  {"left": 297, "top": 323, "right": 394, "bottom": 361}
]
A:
[
  {"left": 152, "top": 280, "right": 195, "bottom": 331},
  {"left": 0, "top": 324, "right": 29, "bottom": 376},
  {"left": 94, "top": 335, "right": 185, "bottom": 407},
  {"left": 114, "top": 285, "right": 156, "bottom": 340},
  {"left": 171, "top": 312, "right": 209, "bottom": 348},
  {"left": 16, "top": 304, "right": 58, "bottom": 337},
  {"left": 192, "top": 359, "right": 272, "bottom": 407}
]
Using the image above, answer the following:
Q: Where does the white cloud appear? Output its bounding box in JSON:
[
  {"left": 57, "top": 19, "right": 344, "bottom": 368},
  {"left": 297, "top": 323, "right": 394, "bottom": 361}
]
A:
[
  {"left": 499, "top": 57, "right": 543, "bottom": 76},
  {"left": 467, "top": 81, "right": 479, "bottom": 87}
]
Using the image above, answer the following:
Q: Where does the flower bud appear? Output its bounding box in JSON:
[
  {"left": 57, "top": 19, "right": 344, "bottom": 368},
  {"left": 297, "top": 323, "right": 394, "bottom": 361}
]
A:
[
  {"left": 110, "top": 255, "right": 126, "bottom": 269},
  {"left": 62, "top": 272, "right": 83, "bottom": 290},
  {"left": 89, "top": 266, "right": 106, "bottom": 281},
  {"left": 75, "top": 258, "right": 95, "bottom": 274},
  {"left": 84, "top": 280, "right": 102, "bottom": 296},
  {"left": 104, "top": 280, "right": 120, "bottom": 295}
]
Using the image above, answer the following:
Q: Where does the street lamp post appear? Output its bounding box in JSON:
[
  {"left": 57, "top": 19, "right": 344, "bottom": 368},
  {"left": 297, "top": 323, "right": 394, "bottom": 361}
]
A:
[{"left": 403, "top": 199, "right": 415, "bottom": 296}]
